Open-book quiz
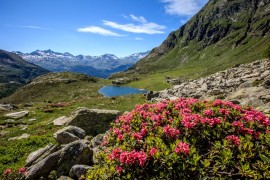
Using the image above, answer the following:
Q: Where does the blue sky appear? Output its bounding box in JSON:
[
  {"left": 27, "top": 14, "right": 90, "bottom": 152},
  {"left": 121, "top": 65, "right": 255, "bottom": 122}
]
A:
[{"left": 0, "top": 0, "right": 208, "bottom": 57}]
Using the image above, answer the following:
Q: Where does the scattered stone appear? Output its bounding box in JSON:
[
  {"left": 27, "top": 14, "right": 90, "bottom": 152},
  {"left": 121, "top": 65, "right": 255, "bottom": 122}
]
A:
[
  {"left": 145, "top": 91, "right": 160, "bottom": 100},
  {"left": 67, "top": 108, "right": 121, "bottom": 135},
  {"left": 5, "top": 110, "right": 29, "bottom": 119},
  {"left": 0, "top": 104, "right": 17, "bottom": 111},
  {"left": 261, "top": 70, "right": 270, "bottom": 78},
  {"left": 69, "top": 165, "right": 93, "bottom": 179},
  {"left": 0, "top": 125, "right": 7, "bottom": 130},
  {"left": 152, "top": 60, "right": 270, "bottom": 111},
  {"left": 53, "top": 126, "right": 85, "bottom": 145},
  {"left": 5, "top": 119, "right": 15, "bottom": 123},
  {"left": 28, "top": 118, "right": 37, "bottom": 122},
  {"left": 53, "top": 116, "right": 71, "bottom": 126},
  {"left": 200, "top": 83, "right": 208, "bottom": 91},
  {"left": 112, "top": 77, "right": 131, "bottom": 85},
  {"left": 167, "top": 78, "right": 183, "bottom": 85},
  {"left": 8, "top": 133, "right": 30, "bottom": 141},
  {"left": 0, "top": 131, "right": 9, "bottom": 136},
  {"left": 19, "top": 125, "right": 28, "bottom": 130}
]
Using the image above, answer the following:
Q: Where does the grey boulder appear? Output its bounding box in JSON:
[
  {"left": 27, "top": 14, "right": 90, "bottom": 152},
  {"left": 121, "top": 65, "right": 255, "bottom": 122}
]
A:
[
  {"left": 53, "top": 126, "right": 86, "bottom": 145},
  {"left": 67, "top": 108, "right": 121, "bottom": 135}
]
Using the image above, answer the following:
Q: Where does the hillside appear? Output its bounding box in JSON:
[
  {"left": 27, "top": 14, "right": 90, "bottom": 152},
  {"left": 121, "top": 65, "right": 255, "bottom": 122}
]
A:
[
  {"left": 15, "top": 50, "right": 149, "bottom": 78},
  {"left": 117, "top": 0, "right": 270, "bottom": 77},
  {"left": 0, "top": 50, "right": 49, "bottom": 98}
]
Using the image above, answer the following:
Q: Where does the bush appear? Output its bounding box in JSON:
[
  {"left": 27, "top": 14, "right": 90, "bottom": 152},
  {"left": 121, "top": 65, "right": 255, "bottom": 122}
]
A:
[{"left": 87, "top": 98, "right": 270, "bottom": 179}]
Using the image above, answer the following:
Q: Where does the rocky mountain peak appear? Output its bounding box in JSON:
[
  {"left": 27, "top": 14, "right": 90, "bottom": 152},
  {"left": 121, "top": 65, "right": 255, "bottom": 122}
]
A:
[{"left": 126, "top": 0, "right": 270, "bottom": 75}]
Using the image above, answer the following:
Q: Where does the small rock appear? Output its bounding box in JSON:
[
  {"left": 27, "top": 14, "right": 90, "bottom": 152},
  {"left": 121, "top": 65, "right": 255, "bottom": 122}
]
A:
[
  {"left": 5, "top": 119, "right": 15, "bottom": 123},
  {"left": 200, "top": 83, "right": 208, "bottom": 91},
  {"left": 5, "top": 110, "right": 29, "bottom": 119},
  {"left": 0, "top": 131, "right": 9, "bottom": 136},
  {"left": 19, "top": 125, "right": 28, "bottom": 130},
  {"left": 8, "top": 133, "right": 30, "bottom": 141},
  {"left": 28, "top": 118, "right": 37, "bottom": 122},
  {"left": 0, "top": 104, "right": 17, "bottom": 111},
  {"left": 261, "top": 70, "right": 270, "bottom": 78},
  {"left": 53, "top": 116, "right": 70, "bottom": 126},
  {"left": 69, "top": 165, "right": 93, "bottom": 179}
]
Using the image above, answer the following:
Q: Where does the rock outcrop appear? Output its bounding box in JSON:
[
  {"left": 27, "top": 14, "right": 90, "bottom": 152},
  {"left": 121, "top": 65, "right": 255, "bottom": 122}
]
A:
[
  {"left": 152, "top": 60, "right": 270, "bottom": 115},
  {"left": 67, "top": 108, "right": 121, "bottom": 135},
  {"left": 25, "top": 140, "right": 92, "bottom": 180}
]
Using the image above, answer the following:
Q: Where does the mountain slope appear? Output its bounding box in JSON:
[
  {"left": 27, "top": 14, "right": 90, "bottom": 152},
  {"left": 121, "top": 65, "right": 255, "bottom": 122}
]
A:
[
  {"left": 122, "top": 0, "right": 270, "bottom": 76},
  {"left": 0, "top": 50, "right": 49, "bottom": 98},
  {"left": 15, "top": 50, "right": 149, "bottom": 78}
]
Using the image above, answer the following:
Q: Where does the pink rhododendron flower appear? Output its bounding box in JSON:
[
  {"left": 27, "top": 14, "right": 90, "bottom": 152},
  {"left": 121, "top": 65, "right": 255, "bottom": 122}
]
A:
[
  {"left": 213, "top": 99, "right": 222, "bottom": 106},
  {"left": 19, "top": 167, "right": 27, "bottom": 175},
  {"left": 132, "top": 132, "right": 144, "bottom": 140},
  {"left": 117, "top": 134, "right": 124, "bottom": 141},
  {"left": 174, "top": 142, "right": 189, "bottom": 155},
  {"left": 19, "top": 167, "right": 26, "bottom": 173},
  {"left": 203, "top": 109, "right": 213, "bottom": 116},
  {"left": 226, "top": 135, "right": 240, "bottom": 146},
  {"left": 240, "top": 127, "right": 254, "bottom": 135},
  {"left": 232, "top": 121, "right": 244, "bottom": 128},
  {"left": 108, "top": 148, "right": 122, "bottom": 160},
  {"left": 4, "top": 168, "right": 11, "bottom": 175},
  {"left": 149, "top": 147, "right": 158, "bottom": 156},
  {"left": 115, "top": 166, "right": 123, "bottom": 174},
  {"left": 219, "top": 108, "right": 230, "bottom": 116},
  {"left": 120, "top": 150, "right": 147, "bottom": 167},
  {"left": 163, "top": 125, "right": 180, "bottom": 138}
]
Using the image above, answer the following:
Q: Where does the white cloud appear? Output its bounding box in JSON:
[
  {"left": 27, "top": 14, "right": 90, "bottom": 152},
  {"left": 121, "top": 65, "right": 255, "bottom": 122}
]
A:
[
  {"left": 161, "top": 0, "right": 203, "bottom": 16},
  {"left": 103, "top": 15, "right": 166, "bottom": 34},
  {"left": 19, "top": 25, "right": 42, "bottom": 29},
  {"left": 130, "top": 14, "right": 147, "bottom": 23},
  {"left": 77, "top": 26, "right": 125, "bottom": 37}
]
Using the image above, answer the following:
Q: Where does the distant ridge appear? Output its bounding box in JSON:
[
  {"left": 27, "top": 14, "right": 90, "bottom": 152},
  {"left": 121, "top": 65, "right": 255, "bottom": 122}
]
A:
[{"left": 15, "top": 50, "right": 149, "bottom": 78}]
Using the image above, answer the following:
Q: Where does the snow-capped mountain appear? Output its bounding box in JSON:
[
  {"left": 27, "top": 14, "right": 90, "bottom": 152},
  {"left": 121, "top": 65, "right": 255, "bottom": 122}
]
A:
[{"left": 14, "top": 50, "right": 149, "bottom": 78}]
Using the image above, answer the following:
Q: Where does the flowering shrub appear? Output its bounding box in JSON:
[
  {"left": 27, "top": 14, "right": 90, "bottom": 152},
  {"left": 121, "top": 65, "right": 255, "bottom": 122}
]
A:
[
  {"left": 1, "top": 167, "right": 27, "bottom": 180},
  {"left": 87, "top": 98, "right": 270, "bottom": 179}
]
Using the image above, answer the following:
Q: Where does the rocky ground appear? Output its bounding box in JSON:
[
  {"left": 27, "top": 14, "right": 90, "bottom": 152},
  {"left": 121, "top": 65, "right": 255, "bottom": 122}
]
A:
[{"left": 151, "top": 59, "right": 270, "bottom": 116}]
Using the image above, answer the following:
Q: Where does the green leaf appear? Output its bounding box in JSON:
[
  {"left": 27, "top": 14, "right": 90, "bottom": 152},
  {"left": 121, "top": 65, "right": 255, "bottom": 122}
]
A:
[{"left": 259, "top": 154, "right": 269, "bottom": 162}]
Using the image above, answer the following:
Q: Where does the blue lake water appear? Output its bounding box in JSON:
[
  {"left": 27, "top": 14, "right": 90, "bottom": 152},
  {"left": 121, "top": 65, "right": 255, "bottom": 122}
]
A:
[{"left": 98, "top": 86, "right": 148, "bottom": 97}]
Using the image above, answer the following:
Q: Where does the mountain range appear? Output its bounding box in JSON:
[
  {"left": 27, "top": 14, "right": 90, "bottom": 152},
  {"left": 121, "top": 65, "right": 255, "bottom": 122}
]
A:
[
  {"left": 119, "top": 0, "right": 270, "bottom": 77},
  {"left": 15, "top": 50, "right": 149, "bottom": 78}
]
